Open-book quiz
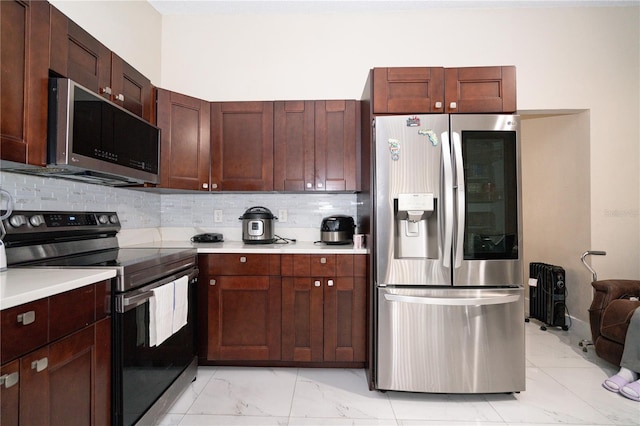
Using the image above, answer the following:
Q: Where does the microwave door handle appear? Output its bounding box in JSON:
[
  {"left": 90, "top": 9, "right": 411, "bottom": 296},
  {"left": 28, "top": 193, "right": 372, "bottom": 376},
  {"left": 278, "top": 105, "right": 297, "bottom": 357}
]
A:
[
  {"left": 441, "top": 131, "right": 454, "bottom": 269},
  {"left": 452, "top": 131, "right": 465, "bottom": 269}
]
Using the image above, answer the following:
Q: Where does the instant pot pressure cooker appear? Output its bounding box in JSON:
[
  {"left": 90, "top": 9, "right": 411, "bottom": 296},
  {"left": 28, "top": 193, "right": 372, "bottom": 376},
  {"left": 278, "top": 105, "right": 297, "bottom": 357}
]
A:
[
  {"left": 320, "top": 215, "right": 355, "bottom": 244},
  {"left": 239, "top": 206, "right": 277, "bottom": 244}
]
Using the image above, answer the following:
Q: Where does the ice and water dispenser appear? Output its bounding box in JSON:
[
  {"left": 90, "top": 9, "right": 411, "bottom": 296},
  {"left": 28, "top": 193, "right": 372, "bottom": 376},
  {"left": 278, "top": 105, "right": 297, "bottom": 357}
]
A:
[{"left": 394, "top": 193, "right": 438, "bottom": 259}]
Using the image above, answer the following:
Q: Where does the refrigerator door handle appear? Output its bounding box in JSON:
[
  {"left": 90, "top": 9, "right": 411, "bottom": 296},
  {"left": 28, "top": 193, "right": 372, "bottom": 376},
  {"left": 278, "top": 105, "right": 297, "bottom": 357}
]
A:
[
  {"left": 441, "top": 131, "right": 454, "bottom": 268},
  {"left": 383, "top": 293, "right": 520, "bottom": 306},
  {"left": 452, "top": 131, "right": 465, "bottom": 269}
]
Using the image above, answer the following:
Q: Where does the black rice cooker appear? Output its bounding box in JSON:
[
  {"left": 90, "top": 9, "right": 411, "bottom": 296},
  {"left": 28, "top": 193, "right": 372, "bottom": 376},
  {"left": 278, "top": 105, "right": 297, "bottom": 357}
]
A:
[
  {"left": 239, "top": 206, "right": 277, "bottom": 244},
  {"left": 320, "top": 215, "right": 355, "bottom": 245}
]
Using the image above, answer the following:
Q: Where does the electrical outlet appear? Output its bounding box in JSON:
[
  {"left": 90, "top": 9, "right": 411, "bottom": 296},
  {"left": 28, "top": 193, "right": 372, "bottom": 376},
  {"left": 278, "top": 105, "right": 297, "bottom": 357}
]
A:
[
  {"left": 278, "top": 209, "right": 287, "bottom": 223},
  {"left": 214, "top": 210, "right": 223, "bottom": 222}
]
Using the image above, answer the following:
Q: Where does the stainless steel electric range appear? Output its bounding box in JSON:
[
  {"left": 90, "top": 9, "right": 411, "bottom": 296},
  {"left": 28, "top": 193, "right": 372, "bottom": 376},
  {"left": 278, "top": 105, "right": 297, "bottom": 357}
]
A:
[{"left": 2, "top": 210, "right": 198, "bottom": 426}]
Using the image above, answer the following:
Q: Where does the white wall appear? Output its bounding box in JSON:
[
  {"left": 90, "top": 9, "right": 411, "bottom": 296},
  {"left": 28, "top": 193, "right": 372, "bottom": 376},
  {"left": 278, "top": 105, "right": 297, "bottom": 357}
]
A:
[{"left": 39, "top": 2, "right": 640, "bottom": 316}]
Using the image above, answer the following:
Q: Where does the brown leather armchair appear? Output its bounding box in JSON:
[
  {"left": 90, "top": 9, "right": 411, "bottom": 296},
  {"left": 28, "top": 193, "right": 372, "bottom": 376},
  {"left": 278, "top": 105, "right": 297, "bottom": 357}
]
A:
[{"left": 588, "top": 280, "right": 640, "bottom": 366}]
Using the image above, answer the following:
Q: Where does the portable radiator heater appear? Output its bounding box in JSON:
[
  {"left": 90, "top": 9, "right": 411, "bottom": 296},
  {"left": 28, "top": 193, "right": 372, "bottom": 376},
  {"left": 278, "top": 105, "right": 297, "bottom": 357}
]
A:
[{"left": 528, "top": 262, "right": 568, "bottom": 330}]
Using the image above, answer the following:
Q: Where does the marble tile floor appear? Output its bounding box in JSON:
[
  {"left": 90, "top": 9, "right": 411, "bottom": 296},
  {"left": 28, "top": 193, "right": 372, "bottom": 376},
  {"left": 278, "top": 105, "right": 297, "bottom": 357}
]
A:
[{"left": 157, "top": 322, "right": 640, "bottom": 425}]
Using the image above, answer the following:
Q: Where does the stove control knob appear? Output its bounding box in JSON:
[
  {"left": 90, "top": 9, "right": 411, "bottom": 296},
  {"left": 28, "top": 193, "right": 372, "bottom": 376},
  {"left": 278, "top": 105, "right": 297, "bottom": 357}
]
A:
[
  {"left": 29, "top": 215, "right": 44, "bottom": 227},
  {"left": 109, "top": 215, "right": 119, "bottom": 224},
  {"left": 98, "top": 215, "right": 109, "bottom": 224},
  {"left": 9, "top": 215, "right": 27, "bottom": 228}
]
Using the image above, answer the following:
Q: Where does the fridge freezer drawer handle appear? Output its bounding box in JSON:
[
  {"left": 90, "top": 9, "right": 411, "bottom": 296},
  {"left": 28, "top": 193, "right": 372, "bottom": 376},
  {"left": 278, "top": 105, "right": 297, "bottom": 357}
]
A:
[
  {"left": 383, "top": 293, "right": 520, "bottom": 306},
  {"left": 452, "top": 131, "right": 465, "bottom": 269},
  {"left": 441, "top": 131, "right": 454, "bottom": 268}
]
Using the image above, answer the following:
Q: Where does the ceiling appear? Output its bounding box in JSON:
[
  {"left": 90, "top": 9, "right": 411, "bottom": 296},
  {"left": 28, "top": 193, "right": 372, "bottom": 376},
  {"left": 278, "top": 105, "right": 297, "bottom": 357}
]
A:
[{"left": 147, "top": 0, "right": 640, "bottom": 15}]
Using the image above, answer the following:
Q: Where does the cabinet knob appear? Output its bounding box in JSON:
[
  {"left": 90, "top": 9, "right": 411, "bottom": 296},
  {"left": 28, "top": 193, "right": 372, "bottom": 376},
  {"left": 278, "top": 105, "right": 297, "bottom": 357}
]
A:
[
  {"left": 327, "top": 279, "right": 334, "bottom": 287},
  {"left": 320, "top": 257, "right": 326, "bottom": 264},
  {"left": 209, "top": 279, "right": 216, "bottom": 286},
  {"left": 211, "top": 183, "right": 218, "bottom": 189},
  {"left": 314, "top": 280, "right": 321, "bottom": 287},
  {"left": 202, "top": 183, "right": 209, "bottom": 189},
  {"left": 449, "top": 102, "right": 457, "bottom": 109},
  {"left": 31, "top": 357, "right": 48, "bottom": 373},
  {"left": 0, "top": 372, "right": 19, "bottom": 389},
  {"left": 115, "top": 93, "right": 125, "bottom": 102},
  {"left": 100, "top": 86, "right": 112, "bottom": 95},
  {"left": 17, "top": 311, "right": 35, "bottom": 325},
  {"left": 435, "top": 101, "right": 443, "bottom": 109},
  {"left": 240, "top": 256, "right": 247, "bottom": 263},
  {"left": 317, "top": 183, "right": 323, "bottom": 188},
  {"left": 306, "top": 182, "right": 313, "bottom": 189}
]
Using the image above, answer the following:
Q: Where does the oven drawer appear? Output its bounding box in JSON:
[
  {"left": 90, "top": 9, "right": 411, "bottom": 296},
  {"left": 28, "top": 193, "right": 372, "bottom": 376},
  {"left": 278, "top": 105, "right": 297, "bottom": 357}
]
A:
[{"left": 206, "top": 254, "right": 280, "bottom": 276}]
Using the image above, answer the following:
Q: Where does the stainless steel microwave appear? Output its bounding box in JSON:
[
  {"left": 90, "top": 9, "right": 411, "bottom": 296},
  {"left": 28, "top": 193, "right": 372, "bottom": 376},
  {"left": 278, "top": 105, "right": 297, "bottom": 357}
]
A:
[{"left": 46, "top": 78, "right": 160, "bottom": 186}]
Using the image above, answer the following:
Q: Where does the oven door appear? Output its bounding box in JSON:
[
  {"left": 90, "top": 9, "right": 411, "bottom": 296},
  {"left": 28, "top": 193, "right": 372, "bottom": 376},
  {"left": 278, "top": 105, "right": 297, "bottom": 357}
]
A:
[{"left": 112, "top": 268, "right": 197, "bottom": 426}]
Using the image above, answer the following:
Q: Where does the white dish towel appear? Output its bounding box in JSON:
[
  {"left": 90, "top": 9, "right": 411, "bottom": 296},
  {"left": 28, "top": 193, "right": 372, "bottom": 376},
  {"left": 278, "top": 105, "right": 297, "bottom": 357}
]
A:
[
  {"left": 149, "top": 281, "right": 176, "bottom": 347},
  {"left": 173, "top": 275, "right": 189, "bottom": 334}
]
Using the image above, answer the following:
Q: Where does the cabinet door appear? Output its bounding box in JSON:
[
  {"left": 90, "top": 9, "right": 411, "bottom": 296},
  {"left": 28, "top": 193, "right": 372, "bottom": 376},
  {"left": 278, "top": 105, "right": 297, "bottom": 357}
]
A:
[
  {"left": 314, "top": 100, "right": 359, "bottom": 191},
  {"left": 445, "top": 66, "right": 517, "bottom": 113},
  {"left": 0, "top": 0, "right": 49, "bottom": 165},
  {"left": 211, "top": 101, "right": 274, "bottom": 191},
  {"left": 157, "top": 89, "right": 211, "bottom": 190},
  {"left": 273, "top": 101, "right": 315, "bottom": 191},
  {"left": 372, "top": 67, "right": 445, "bottom": 114},
  {"left": 0, "top": 360, "right": 20, "bottom": 426},
  {"left": 50, "top": 8, "right": 111, "bottom": 96},
  {"left": 281, "top": 277, "right": 324, "bottom": 362},
  {"left": 208, "top": 276, "right": 281, "bottom": 360},
  {"left": 1, "top": 298, "right": 49, "bottom": 364},
  {"left": 323, "top": 275, "right": 367, "bottom": 362},
  {"left": 19, "top": 345, "right": 50, "bottom": 425},
  {"left": 111, "top": 53, "right": 152, "bottom": 121}
]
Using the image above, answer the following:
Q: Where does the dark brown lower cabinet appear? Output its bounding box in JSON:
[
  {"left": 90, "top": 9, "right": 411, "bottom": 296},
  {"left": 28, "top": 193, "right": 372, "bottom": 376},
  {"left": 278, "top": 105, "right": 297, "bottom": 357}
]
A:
[
  {"left": 0, "top": 282, "right": 111, "bottom": 426},
  {"left": 281, "top": 255, "right": 366, "bottom": 364},
  {"left": 199, "top": 253, "right": 367, "bottom": 367},
  {"left": 207, "top": 275, "right": 282, "bottom": 361}
]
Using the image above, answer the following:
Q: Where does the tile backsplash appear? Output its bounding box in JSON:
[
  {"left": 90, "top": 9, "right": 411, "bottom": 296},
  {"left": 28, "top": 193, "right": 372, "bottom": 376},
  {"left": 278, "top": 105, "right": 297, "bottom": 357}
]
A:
[{"left": 0, "top": 172, "right": 358, "bottom": 231}]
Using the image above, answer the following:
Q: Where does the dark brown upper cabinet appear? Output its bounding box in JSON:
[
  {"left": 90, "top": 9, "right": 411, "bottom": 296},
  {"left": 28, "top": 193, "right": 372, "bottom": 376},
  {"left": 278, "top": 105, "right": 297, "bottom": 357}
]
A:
[
  {"left": 370, "top": 66, "right": 516, "bottom": 114},
  {"left": 372, "top": 67, "right": 445, "bottom": 114},
  {"left": 274, "top": 100, "right": 359, "bottom": 192},
  {"left": 157, "top": 89, "right": 211, "bottom": 191},
  {"left": 210, "top": 101, "right": 274, "bottom": 191},
  {"left": 49, "top": 5, "right": 153, "bottom": 122},
  {"left": 444, "top": 66, "right": 516, "bottom": 113},
  {"left": 0, "top": 0, "right": 50, "bottom": 166}
]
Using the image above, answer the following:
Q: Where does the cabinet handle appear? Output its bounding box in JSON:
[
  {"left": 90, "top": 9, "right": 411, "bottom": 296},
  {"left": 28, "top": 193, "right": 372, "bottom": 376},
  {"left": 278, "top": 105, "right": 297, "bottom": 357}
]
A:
[
  {"left": 211, "top": 183, "right": 218, "bottom": 189},
  {"left": 209, "top": 279, "right": 216, "bottom": 286},
  {"left": 449, "top": 102, "right": 457, "bottom": 109},
  {"left": 306, "top": 182, "right": 312, "bottom": 189},
  {"left": 17, "top": 311, "right": 35, "bottom": 325},
  {"left": 320, "top": 257, "right": 326, "bottom": 264},
  {"left": 115, "top": 93, "right": 125, "bottom": 102},
  {"left": 202, "top": 183, "right": 209, "bottom": 189},
  {"left": 100, "top": 86, "right": 112, "bottom": 95},
  {"left": 314, "top": 280, "right": 321, "bottom": 287},
  {"left": 31, "top": 357, "right": 48, "bottom": 373},
  {"left": 317, "top": 183, "right": 323, "bottom": 188},
  {"left": 0, "top": 372, "right": 19, "bottom": 389},
  {"left": 240, "top": 256, "right": 247, "bottom": 263},
  {"left": 435, "top": 101, "right": 443, "bottom": 109},
  {"left": 327, "top": 279, "right": 334, "bottom": 287}
]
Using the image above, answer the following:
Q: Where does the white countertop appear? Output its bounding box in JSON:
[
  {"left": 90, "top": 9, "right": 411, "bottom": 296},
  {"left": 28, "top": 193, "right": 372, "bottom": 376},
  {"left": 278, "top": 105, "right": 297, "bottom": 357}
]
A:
[
  {"left": 126, "top": 240, "right": 369, "bottom": 255},
  {"left": 0, "top": 268, "right": 117, "bottom": 310}
]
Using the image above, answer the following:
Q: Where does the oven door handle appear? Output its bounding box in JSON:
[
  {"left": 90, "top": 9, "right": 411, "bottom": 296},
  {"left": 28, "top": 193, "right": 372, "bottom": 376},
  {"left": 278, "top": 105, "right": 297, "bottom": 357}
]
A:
[{"left": 116, "top": 268, "right": 198, "bottom": 313}]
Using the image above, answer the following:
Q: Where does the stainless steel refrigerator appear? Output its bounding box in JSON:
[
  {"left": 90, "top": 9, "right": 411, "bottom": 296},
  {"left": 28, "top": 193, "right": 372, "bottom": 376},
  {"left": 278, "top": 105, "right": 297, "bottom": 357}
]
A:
[{"left": 373, "top": 114, "right": 525, "bottom": 394}]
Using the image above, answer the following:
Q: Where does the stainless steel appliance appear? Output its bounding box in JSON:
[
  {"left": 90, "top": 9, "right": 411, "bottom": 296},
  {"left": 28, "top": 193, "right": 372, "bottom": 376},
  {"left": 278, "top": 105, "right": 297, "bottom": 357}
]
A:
[
  {"left": 372, "top": 114, "right": 525, "bottom": 394},
  {"left": 2, "top": 211, "right": 197, "bottom": 425},
  {"left": 320, "top": 215, "right": 355, "bottom": 244},
  {"left": 239, "top": 206, "right": 277, "bottom": 244},
  {"left": 2, "top": 79, "right": 160, "bottom": 186}
]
